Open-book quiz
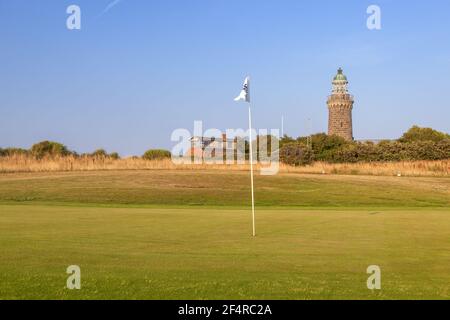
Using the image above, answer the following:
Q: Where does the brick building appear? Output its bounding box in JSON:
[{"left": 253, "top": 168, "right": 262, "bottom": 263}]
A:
[{"left": 188, "top": 134, "right": 243, "bottom": 161}]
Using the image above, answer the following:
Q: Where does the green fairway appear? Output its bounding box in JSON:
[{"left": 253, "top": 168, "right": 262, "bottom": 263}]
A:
[
  {"left": 0, "top": 205, "right": 449, "bottom": 300},
  {"left": 0, "top": 171, "right": 449, "bottom": 299}
]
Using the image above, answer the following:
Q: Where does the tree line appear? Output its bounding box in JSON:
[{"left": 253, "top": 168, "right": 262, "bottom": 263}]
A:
[
  {"left": 0, "top": 141, "right": 171, "bottom": 161},
  {"left": 278, "top": 126, "right": 450, "bottom": 166},
  {"left": 1, "top": 126, "right": 448, "bottom": 165}
]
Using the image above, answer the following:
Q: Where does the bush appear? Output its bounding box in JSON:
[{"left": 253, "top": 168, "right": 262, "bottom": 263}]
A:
[
  {"left": 311, "top": 134, "right": 350, "bottom": 161},
  {"left": 256, "top": 135, "right": 280, "bottom": 160},
  {"left": 91, "top": 149, "right": 108, "bottom": 158},
  {"left": 31, "top": 141, "right": 71, "bottom": 159},
  {"left": 143, "top": 149, "right": 172, "bottom": 160},
  {"left": 406, "top": 140, "right": 450, "bottom": 160},
  {"left": 109, "top": 152, "right": 120, "bottom": 160},
  {"left": 280, "top": 143, "right": 314, "bottom": 166},
  {"left": 399, "top": 126, "right": 450, "bottom": 143},
  {"left": 0, "top": 148, "right": 29, "bottom": 157},
  {"left": 88, "top": 149, "right": 120, "bottom": 159},
  {"left": 331, "top": 140, "right": 450, "bottom": 163},
  {"left": 279, "top": 135, "right": 296, "bottom": 148}
]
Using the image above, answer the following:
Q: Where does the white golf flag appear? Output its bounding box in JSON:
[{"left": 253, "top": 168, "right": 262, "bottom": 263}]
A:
[{"left": 234, "top": 76, "right": 250, "bottom": 103}]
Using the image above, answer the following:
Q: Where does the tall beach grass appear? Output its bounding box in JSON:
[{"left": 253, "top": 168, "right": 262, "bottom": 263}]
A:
[{"left": 0, "top": 154, "right": 448, "bottom": 177}]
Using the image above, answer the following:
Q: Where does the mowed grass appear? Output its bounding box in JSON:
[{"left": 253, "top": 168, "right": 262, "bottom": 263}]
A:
[
  {"left": 0, "top": 170, "right": 449, "bottom": 299},
  {"left": 0, "top": 170, "right": 448, "bottom": 207}
]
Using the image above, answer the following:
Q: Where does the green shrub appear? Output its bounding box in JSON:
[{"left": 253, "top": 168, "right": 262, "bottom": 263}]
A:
[
  {"left": 256, "top": 135, "right": 280, "bottom": 160},
  {"left": 399, "top": 126, "right": 450, "bottom": 143},
  {"left": 331, "top": 140, "right": 450, "bottom": 163},
  {"left": 312, "top": 134, "right": 350, "bottom": 161},
  {"left": 279, "top": 135, "right": 296, "bottom": 148},
  {"left": 406, "top": 140, "right": 450, "bottom": 160},
  {"left": 295, "top": 133, "right": 350, "bottom": 161},
  {"left": 279, "top": 143, "right": 314, "bottom": 166},
  {"left": 84, "top": 150, "right": 119, "bottom": 159},
  {"left": 0, "top": 148, "right": 29, "bottom": 157},
  {"left": 31, "top": 141, "right": 71, "bottom": 159},
  {"left": 143, "top": 149, "right": 172, "bottom": 160},
  {"left": 91, "top": 149, "right": 108, "bottom": 158},
  {"left": 109, "top": 152, "right": 120, "bottom": 160}
]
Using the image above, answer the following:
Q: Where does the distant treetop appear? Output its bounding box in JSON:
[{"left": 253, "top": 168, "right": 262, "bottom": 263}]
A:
[
  {"left": 399, "top": 126, "right": 450, "bottom": 143},
  {"left": 31, "top": 141, "right": 72, "bottom": 159}
]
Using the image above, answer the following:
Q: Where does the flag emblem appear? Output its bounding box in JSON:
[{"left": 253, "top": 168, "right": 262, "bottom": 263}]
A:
[{"left": 234, "top": 77, "right": 250, "bottom": 103}]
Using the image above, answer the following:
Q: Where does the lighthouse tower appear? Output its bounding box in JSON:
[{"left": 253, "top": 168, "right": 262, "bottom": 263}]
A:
[{"left": 327, "top": 68, "right": 354, "bottom": 141}]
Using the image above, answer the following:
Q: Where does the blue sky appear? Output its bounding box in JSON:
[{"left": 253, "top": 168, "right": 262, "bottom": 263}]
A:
[{"left": 0, "top": 0, "right": 449, "bottom": 156}]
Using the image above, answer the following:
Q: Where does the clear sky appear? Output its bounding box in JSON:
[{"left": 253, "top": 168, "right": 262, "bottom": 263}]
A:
[{"left": 1, "top": 0, "right": 449, "bottom": 156}]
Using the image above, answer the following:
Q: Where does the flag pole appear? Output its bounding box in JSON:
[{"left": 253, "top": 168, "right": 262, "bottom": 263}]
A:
[
  {"left": 248, "top": 105, "right": 256, "bottom": 237},
  {"left": 234, "top": 76, "right": 255, "bottom": 237}
]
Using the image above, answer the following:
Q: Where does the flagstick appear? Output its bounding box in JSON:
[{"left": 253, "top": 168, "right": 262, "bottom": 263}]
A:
[{"left": 248, "top": 105, "right": 256, "bottom": 237}]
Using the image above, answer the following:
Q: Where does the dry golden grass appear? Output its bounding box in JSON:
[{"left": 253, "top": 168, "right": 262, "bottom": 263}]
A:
[
  {"left": 281, "top": 160, "right": 450, "bottom": 177},
  {"left": 0, "top": 154, "right": 448, "bottom": 177}
]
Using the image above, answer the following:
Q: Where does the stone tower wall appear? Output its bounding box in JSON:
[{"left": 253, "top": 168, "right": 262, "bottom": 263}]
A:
[{"left": 327, "top": 95, "right": 354, "bottom": 141}]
